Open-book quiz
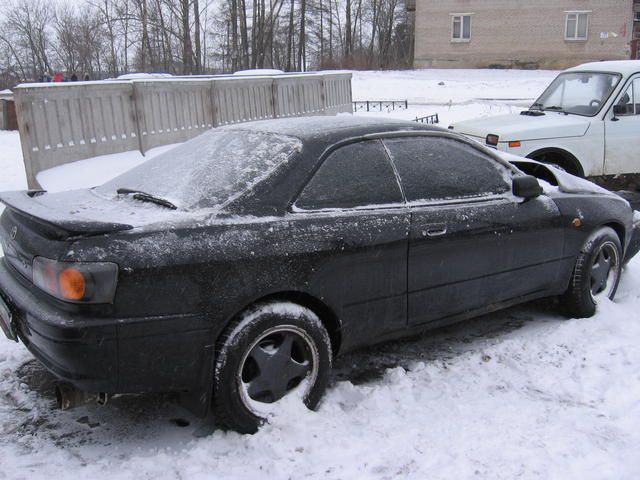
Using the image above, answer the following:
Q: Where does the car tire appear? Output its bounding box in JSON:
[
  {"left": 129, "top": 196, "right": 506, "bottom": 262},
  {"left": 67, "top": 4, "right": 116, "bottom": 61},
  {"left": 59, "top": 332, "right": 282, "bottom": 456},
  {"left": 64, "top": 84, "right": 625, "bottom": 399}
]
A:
[
  {"left": 212, "top": 301, "right": 332, "bottom": 434},
  {"left": 561, "top": 227, "right": 622, "bottom": 318}
]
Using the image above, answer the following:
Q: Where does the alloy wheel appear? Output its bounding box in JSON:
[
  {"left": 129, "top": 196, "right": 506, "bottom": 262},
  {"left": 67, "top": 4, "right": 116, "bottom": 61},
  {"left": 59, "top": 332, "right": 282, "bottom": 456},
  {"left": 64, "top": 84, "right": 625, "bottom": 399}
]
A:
[
  {"left": 590, "top": 241, "right": 620, "bottom": 302},
  {"left": 237, "top": 325, "right": 319, "bottom": 414}
]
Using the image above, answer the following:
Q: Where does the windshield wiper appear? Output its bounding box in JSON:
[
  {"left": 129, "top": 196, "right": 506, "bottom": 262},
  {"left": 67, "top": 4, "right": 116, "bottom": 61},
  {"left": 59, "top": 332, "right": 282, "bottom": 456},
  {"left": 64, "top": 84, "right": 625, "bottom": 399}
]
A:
[
  {"left": 542, "top": 105, "right": 565, "bottom": 112},
  {"left": 116, "top": 188, "right": 177, "bottom": 210}
]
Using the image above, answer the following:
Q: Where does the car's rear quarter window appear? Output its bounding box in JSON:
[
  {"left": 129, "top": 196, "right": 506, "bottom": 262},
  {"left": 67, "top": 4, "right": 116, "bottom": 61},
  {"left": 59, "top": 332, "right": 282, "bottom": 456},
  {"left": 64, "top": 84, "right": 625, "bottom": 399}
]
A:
[{"left": 295, "top": 140, "right": 403, "bottom": 210}]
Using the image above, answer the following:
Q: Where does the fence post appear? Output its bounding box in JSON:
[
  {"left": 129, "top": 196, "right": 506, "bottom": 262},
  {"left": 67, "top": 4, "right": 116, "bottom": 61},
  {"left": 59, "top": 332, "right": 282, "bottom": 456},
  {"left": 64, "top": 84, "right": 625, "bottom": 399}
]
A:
[
  {"left": 14, "top": 94, "right": 38, "bottom": 189},
  {"left": 131, "top": 83, "right": 145, "bottom": 156}
]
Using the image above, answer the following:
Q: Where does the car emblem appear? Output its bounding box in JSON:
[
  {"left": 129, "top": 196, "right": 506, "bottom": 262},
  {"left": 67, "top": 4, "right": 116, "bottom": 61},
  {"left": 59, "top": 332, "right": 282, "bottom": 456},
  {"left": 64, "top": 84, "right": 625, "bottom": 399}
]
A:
[{"left": 9, "top": 226, "right": 17, "bottom": 240}]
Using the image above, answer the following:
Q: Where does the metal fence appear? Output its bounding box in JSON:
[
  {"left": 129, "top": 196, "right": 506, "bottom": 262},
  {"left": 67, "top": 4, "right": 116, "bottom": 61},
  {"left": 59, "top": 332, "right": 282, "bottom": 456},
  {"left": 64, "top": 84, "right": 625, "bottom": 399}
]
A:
[
  {"left": 14, "top": 72, "right": 352, "bottom": 188},
  {"left": 352, "top": 100, "right": 408, "bottom": 113},
  {"left": 414, "top": 114, "right": 439, "bottom": 125}
]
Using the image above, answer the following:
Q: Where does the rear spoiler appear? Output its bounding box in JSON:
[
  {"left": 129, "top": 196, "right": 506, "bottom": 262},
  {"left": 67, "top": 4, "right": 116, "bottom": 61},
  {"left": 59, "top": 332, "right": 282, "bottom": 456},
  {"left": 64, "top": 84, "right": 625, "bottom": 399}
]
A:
[{"left": 0, "top": 190, "right": 133, "bottom": 237}]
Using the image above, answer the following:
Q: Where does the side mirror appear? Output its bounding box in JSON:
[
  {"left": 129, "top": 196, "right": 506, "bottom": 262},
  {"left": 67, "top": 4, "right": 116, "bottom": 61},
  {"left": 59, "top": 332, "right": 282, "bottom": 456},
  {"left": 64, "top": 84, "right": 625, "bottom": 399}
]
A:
[
  {"left": 613, "top": 104, "right": 629, "bottom": 116},
  {"left": 513, "top": 175, "right": 543, "bottom": 200}
]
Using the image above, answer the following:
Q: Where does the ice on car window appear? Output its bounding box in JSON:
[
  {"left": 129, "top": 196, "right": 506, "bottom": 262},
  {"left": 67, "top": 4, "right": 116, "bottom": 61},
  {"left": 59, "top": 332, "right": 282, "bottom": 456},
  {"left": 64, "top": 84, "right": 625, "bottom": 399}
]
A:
[
  {"left": 384, "top": 137, "right": 510, "bottom": 202},
  {"left": 296, "top": 140, "right": 403, "bottom": 210},
  {"left": 98, "top": 130, "right": 301, "bottom": 209}
]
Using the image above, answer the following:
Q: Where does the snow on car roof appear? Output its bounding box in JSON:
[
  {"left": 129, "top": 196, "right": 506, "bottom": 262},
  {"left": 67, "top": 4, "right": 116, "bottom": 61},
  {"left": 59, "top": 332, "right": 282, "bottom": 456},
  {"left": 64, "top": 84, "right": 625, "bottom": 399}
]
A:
[
  {"left": 567, "top": 60, "right": 640, "bottom": 77},
  {"left": 221, "top": 115, "right": 439, "bottom": 141}
]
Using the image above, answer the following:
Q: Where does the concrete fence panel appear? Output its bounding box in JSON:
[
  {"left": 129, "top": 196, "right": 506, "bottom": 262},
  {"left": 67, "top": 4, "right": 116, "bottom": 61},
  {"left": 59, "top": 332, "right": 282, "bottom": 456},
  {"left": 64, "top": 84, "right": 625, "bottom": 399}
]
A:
[
  {"left": 273, "top": 75, "right": 326, "bottom": 117},
  {"left": 15, "top": 82, "right": 138, "bottom": 186},
  {"left": 323, "top": 74, "right": 353, "bottom": 115},
  {"left": 13, "top": 72, "right": 352, "bottom": 189},
  {"left": 134, "top": 79, "right": 214, "bottom": 153},
  {"left": 212, "top": 77, "right": 275, "bottom": 125}
]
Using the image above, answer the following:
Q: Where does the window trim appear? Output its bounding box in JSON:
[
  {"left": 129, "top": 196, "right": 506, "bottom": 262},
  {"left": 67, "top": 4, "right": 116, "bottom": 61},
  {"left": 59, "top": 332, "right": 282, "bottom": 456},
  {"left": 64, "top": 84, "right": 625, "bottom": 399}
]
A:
[
  {"left": 406, "top": 193, "right": 511, "bottom": 210},
  {"left": 450, "top": 13, "right": 473, "bottom": 43},
  {"left": 565, "top": 11, "right": 590, "bottom": 41}
]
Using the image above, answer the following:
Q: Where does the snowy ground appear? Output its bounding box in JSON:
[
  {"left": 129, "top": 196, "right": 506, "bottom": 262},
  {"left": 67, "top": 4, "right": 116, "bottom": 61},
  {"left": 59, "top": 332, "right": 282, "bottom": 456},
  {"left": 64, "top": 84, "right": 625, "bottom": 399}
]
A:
[
  {"left": 351, "top": 68, "right": 558, "bottom": 126},
  {"left": 1, "top": 69, "right": 640, "bottom": 479}
]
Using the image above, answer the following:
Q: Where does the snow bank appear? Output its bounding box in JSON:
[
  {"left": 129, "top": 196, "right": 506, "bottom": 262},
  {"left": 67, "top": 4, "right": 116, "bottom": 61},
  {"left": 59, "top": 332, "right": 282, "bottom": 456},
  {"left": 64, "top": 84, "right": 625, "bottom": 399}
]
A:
[{"left": 1, "top": 68, "right": 640, "bottom": 480}]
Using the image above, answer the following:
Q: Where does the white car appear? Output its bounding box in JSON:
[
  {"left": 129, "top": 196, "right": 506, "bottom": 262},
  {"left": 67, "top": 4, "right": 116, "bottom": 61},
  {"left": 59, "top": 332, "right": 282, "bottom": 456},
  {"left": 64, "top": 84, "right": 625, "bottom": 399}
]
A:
[{"left": 450, "top": 61, "right": 640, "bottom": 177}]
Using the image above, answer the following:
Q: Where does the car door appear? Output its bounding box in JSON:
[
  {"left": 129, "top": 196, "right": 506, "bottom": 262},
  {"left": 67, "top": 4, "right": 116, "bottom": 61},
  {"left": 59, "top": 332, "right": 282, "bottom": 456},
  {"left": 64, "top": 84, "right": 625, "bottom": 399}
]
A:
[
  {"left": 290, "top": 139, "right": 410, "bottom": 349},
  {"left": 604, "top": 75, "right": 640, "bottom": 175},
  {"left": 382, "top": 135, "right": 565, "bottom": 327}
]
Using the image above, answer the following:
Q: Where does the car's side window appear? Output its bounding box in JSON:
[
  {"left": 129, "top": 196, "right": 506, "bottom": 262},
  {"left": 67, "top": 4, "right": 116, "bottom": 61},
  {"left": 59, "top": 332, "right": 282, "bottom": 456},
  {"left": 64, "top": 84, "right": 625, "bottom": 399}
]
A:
[
  {"left": 383, "top": 136, "right": 510, "bottom": 203},
  {"left": 295, "top": 140, "right": 403, "bottom": 210},
  {"left": 615, "top": 78, "right": 640, "bottom": 116}
]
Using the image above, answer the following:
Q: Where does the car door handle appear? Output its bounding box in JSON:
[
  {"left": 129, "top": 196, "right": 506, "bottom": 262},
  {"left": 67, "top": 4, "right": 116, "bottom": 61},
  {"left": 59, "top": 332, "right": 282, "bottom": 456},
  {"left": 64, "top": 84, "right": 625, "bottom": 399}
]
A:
[{"left": 423, "top": 224, "right": 447, "bottom": 237}]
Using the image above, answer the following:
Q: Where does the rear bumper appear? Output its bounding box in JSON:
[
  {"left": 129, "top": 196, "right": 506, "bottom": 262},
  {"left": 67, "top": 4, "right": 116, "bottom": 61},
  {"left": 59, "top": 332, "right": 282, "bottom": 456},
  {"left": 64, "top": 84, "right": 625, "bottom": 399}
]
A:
[{"left": 0, "top": 258, "right": 213, "bottom": 396}]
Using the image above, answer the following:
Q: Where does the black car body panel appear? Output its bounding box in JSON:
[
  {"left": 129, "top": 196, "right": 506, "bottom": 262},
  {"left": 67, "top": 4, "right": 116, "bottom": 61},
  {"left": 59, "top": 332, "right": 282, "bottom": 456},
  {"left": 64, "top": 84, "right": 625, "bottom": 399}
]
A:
[{"left": 0, "top": 117, "right": 638, "bottom": 416}]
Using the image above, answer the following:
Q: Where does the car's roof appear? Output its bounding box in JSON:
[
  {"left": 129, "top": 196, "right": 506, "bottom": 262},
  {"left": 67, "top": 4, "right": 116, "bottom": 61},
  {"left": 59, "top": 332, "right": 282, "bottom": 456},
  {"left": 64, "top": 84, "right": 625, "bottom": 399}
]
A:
[
  {"left": 567, "top": 60, "right": 640, "bottom": 77},
  {"left": 222, "top": 115, "right": 441, "bottom": 144}
]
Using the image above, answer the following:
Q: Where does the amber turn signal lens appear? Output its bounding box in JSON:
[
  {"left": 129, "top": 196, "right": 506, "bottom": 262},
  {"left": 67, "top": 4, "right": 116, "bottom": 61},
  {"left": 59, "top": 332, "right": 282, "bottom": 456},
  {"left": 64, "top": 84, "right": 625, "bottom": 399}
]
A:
[
  {"left": 508, "top": 141, "right": 521, "bottom": 148},
  {"left": 59, "top": 268, "right": 86, "bottom": 300}
]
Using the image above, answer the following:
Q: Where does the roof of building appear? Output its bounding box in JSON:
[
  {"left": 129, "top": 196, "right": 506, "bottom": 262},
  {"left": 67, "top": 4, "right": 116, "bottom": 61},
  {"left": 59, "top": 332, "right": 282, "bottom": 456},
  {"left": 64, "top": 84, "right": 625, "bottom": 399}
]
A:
[{"left": 568, "top": 60, "right": 640, "bottom": 76}]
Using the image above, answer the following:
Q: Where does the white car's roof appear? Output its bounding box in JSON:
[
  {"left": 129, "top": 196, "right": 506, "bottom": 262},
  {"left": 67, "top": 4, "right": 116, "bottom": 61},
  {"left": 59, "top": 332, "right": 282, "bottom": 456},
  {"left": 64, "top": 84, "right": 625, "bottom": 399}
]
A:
[{"left": 567, "top": 60, "right": 640, "bottom": 77}]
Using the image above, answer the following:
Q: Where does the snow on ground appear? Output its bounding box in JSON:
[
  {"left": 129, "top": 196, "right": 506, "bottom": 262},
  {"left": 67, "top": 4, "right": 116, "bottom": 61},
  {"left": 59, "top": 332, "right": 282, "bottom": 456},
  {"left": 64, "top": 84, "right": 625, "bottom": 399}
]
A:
[
  {"left": 1, "top": 69, "right": 640, "bottom": 479},
  {"left": 351, "top": 68, "right": 559, "bottom": 126},
  {"left": 36, "top": 144, "right": 178, "bottom": 192}
]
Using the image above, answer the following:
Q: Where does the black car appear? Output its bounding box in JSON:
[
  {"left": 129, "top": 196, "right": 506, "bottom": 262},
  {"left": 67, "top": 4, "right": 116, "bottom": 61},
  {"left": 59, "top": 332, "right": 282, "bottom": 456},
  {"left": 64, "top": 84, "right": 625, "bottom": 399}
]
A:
[{"left": 0, "top": 117, "right": 638, "bottom": 433}]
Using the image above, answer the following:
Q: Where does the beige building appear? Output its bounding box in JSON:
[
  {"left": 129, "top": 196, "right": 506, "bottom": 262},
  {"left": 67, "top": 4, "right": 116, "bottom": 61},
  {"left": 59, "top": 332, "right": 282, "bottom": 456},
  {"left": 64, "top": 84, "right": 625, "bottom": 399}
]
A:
[{"left": 413, "top": 0, "right": 638, "bottom": 69}]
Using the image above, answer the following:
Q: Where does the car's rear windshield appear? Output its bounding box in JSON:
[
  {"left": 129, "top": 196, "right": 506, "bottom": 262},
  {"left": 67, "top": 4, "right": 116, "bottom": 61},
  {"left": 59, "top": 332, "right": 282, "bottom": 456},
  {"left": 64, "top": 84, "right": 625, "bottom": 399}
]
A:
[{"left": 98, "top": 130, "right": 301, "bottom": 209}]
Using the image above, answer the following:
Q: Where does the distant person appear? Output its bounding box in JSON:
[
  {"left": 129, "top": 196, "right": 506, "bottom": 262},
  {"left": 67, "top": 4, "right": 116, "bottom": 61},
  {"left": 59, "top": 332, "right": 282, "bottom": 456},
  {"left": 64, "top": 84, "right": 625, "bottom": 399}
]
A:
[
  {"left": 70, "top": 73, "right": 78, "bottom": 82},
  {"left": 84, "top": 74, "right": 90, "bottom": 81},
  {"left": 53, "top": 72, "right": 64, "bottom": 82},
  {"left": 43, "top": 73, "right": 52, "bottom": 82}
]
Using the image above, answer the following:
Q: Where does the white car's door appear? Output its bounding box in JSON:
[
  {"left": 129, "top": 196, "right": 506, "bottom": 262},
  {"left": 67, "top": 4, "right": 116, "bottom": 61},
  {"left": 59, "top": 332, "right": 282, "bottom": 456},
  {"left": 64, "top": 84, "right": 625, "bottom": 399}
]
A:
[{"left": 604, "top": 75, "right": 640, "bottom": 175}]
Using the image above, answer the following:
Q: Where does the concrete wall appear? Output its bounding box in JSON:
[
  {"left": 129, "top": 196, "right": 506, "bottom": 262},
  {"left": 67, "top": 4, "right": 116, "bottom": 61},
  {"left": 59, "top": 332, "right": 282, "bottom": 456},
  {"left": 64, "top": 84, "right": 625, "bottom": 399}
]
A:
[
  {"left": 14, "top": 72, "right": 352, "bottom": 189},
  {"left": 414, "top": 0, "right": 633, "bottom": 69}
]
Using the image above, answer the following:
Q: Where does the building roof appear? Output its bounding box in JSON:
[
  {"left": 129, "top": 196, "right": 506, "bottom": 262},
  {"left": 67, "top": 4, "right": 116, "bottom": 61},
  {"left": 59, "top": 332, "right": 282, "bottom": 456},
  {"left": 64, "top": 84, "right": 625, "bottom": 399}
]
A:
[{"left": 568, "top": 60, "right": 640, "bottom": 76}]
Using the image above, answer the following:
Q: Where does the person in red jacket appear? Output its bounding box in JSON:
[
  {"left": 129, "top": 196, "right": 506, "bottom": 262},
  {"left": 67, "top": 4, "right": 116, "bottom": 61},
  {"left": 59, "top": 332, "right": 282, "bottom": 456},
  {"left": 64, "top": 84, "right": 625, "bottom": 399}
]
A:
[{"left": 53, "top": 72, "right": 64, "bottom": 82}]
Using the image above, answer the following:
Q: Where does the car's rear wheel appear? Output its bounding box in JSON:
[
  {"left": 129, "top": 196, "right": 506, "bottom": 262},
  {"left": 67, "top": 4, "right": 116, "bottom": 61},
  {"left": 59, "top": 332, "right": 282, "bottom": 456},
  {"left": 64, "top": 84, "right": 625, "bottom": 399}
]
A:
[
  {"left": 561, "top": 227, "right": 622, "bottom": 318},
  {"left": 213, "top": 302, "right": 332, "bottom": 434}
]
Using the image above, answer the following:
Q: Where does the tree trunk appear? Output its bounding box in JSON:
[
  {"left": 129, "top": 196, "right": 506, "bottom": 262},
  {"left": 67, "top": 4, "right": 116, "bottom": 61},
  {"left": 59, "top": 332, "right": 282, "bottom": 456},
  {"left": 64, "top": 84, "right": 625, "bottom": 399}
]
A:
[
  {"left": 298, "top": 0, "right": 305, "bottom": 71},
  {"left": 181, "top": 0, "right": 194, "bottom": 73},
  {"left": 230, "top": 0, "right": 239, "bottom": 71},
  {"left": 194, "top": 0, "right": 202, "bottom": 73}
]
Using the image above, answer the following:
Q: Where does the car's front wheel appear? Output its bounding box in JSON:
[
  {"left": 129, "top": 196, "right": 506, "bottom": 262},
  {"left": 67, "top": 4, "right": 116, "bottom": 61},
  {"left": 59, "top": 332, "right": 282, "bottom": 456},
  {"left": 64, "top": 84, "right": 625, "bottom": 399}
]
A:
[
  {"left": 213, "top": 301, "right": 332, "bottom": 433},
  {"left": 561, "top": 226, "right": 622, "bottom": 318}
]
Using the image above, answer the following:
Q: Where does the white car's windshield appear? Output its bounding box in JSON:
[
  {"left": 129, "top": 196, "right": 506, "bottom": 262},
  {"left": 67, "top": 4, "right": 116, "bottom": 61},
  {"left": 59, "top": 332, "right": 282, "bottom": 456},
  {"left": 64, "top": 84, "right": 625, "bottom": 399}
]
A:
[{"left": 531, "top": 72, "right": 620, "bottom": 117}]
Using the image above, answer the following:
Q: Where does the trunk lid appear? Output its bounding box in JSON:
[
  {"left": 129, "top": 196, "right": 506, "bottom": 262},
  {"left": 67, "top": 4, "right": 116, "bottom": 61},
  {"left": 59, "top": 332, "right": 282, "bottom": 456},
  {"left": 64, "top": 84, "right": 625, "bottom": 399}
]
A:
[{"left": 0, "top": 188, "right": 183, "bottom": 283}]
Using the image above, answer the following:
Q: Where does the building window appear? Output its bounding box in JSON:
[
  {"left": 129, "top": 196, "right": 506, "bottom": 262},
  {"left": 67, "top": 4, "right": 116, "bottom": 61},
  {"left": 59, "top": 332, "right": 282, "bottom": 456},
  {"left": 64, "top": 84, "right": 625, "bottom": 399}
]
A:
[
  {"left": 565, "top": 12, "right": 589, "bottom": 41},
  {"left": 451, "top": 14, "right": 472, "bottom": 42}
]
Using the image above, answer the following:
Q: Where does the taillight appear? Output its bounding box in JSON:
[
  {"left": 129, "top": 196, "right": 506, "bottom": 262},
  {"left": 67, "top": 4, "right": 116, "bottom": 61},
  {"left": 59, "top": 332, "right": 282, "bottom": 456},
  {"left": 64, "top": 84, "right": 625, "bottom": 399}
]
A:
[{"left": 32, "top": 257, "right": 118, "bottom": 304}]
